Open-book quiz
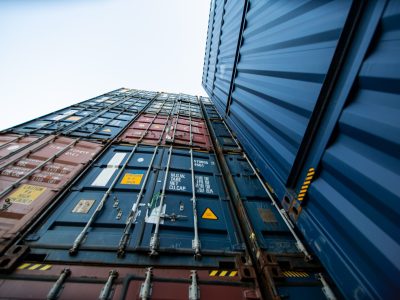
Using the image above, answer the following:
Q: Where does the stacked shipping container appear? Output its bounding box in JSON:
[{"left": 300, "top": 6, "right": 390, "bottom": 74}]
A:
[
  {"left": 0, "top": 87, "right": 341, "bottom": 299},
  {"left": 0, "top": 89, "right": 266, "bottom": 299},
  {"left": 0, "top": 1, "right": 396, "bottom": 298},
  {"left": 202, "top": 1, "right": 400, "bottom": 299},
  {"left": 200, "top": 97, "right": 337, "bottom": 299}
]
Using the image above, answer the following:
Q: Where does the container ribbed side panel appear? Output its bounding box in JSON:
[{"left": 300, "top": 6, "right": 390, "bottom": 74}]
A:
[
  {"left": 228, "top": 1, "right": 352, "bottom": 183},
  {"left": 202, "top": 0, "right": 216, "bottom": 86},
  {"left": 299, "top": 2, "right": 400, "bottom": 298},
  {"left": 204, "top": 0, "right": 225, "bottom": 95},
  {"left": 213, "top": 1, "right": 245, "bottom": 110}
]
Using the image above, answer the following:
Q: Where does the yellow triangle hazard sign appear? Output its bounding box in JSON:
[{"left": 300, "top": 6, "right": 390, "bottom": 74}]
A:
[
  {"left": 102, "top": 128, "right": 111, "bottom": 132},
  {"left": 202, "top": 208, "right": 218, "bottom": 220}
]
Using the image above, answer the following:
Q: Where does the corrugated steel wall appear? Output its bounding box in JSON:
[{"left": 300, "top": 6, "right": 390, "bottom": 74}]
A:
[
  {"left": 202, "top": 0, "right": 400, "bottom": 298},
  {"left": 297, "top": 2, "right": 400, "bottom": 298},
  {"left": 202, "top": 0, "right": 216, "bottom": 86},
  {"left": 203, "top": 0, "right": 225, "bottom": 95},
  {"left": 212, "top": 1, "right": 245, "bottom": 110},
  {"left": 0, "top": 88, "right": 266, "bottom": 299},
  {"left": 228, "top": 0, "right": 353, "bottom": 186}
]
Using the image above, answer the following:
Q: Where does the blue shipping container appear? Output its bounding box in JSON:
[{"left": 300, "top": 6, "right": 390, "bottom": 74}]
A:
[
  {"left": 24, "top": 145, "right": 244, "bottom": 267},
  {"left": 202, "top": 0, "right": 400, "bottom": 298},
  {"left": 9, "top": 93, "right": 153, "bottom": 141}
]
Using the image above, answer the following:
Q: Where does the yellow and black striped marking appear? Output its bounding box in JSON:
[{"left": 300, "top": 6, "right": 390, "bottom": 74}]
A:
[
  {"left": 297, "top": 167, "right": 315, "bottom": 201},
  {"left": 209, "top": 270, "right": 238, "bottom": 277},
  {"left": 282, "top": 271, "right": 309, "bottom": 278},
  {"left": 18, "top": 263, "right": 52, "bottom": 271}
]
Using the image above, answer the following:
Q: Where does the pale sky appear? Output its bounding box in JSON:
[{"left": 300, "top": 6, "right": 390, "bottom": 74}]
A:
[{"left": 0, "top": 0, "right": 210, "bottom": 130}]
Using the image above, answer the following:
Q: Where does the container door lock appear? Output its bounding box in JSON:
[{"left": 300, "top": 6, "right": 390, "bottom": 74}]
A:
[
  {"left": 160, "top": 212, "right": 187, "bottom": 222},
  {"left": 99, "top": 270, "right": 118, "bottom": 300},
  {"left": 47, "top": 268, "right": 71, "bottom": 300},
  {"left": 140, "top": 267, "right": 153, "bottom": 300},
  {"left": 189, "top": 270, "right": 200, "bottom": 300}
]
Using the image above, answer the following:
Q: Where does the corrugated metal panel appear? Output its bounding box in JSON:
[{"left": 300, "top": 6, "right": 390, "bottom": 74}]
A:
[
  {"left": 209, "top": 121, "right": 240, "bottom": 152},
  {"left": 25, "top": 145, "right": 243, "bottom": 267},
  {"left": 202, "top": 100, "right": 241, "bottom": 153},
  {"left": 0, "top": 264, "right": 260, "bottom": 300},
  {"left": 118, "top": 114, "right": 213, "bottom": 151},
  {"left": 225, "top": 154, "right": 298, "bottom": 254},
  {"left": 296, "top": 2, "right": 400, "bottom": 298},
  {"left": 202, "top": 98, "right": 333, "bottom": 299},
  {"left": 223, "top": 0, "right": 353, "bottom": 190},
  {"left": 203, "top": 103, "right": 221, "bottom": 120},
  {"left": 0, "top": 134, "right": 42, "bottom": 160},
  {"left": 0, "top": 87, "right": 343, "bottom": 298},
  {"left": 200, "top": 96, "right": 214, "bottom": 106},
  {"left": 204, "top": 0, "right": 225, "bottom": 95},
  {"left": 202, "top": 0, "right": 216, "bottom": 86},
  {"left": 203, "top": 1, "right": 400, "bottom": 298},
  {"left": 212, "top": 0, "right": 245, "bottom": 110},
  {"left": 63, "top": 110, "right": 139, "bottom": 140},
  {"left": 146, "top": 100, "right": 202, "bottom": 118},
  {"left": 10, "top": 95, "right": 152, "bottom": 141},
  {"left": 0, "top": 136, "right": 103, "bottom": 253}
]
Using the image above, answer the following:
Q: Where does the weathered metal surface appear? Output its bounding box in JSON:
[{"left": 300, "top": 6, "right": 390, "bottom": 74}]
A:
[
  {"left": 0, "top": 134, "right": 42, "bottom": 161},
  {"left": 0, "top": 135, "right": 103, "bottom": 254},
  {"left": 203, "top": 1, "right": 400, "bottom": 298},
  {"left": 118, "top": 114, "right": 213, "bottom": 151},
  {"left": 23, "top": 145, "right": 243, "bottom": 267},
  {"left": 10, "top": 92, "right": 154, "bottom": 141},
  {"left": 0, "top": 264, "right": 261, "bottom": 300}
]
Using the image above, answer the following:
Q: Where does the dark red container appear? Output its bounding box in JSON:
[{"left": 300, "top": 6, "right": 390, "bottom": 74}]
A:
[
  {"left": 0, "top": 135, "right": 103, "bottom": 254},
  {"left": 0, "top": 263, "right": 261, "bottom": 299},
  {"left": 118, "top": 113, "right": 213, "bottom": 151},
  {"left": 0, "top": 134, "right": 42, "bottom": 160}
]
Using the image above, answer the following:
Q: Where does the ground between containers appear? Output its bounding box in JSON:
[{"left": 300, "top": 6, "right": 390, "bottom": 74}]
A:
[
  {"left": 0, "top": 135, "right": 103, "bottom": 254},
  {"left": 24, "top": 144, "right": 244, "bottom": 267}
]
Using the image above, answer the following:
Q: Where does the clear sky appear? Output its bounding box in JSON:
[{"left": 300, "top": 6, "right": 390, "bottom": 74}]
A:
[{"left": 0, "top": 0, "right": 210, "bottom": 130}]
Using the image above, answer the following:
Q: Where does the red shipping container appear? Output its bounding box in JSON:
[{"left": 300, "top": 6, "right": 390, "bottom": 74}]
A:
[
  {"left": 118, "top": 114, "right": 213, "bottom": 151},
  {"left": 0, "top": 134, "right": 42, "bottom": 160},
  {"left": 0, "top": 135, "right": 103, "bottom": 254},
  {"left": 0, "top": 263, "right": 261, "bottom": 299}
]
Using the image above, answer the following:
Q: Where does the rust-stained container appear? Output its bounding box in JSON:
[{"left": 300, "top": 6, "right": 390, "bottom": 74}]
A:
[
  {"left": 0, "top": 134, "right": 43, "bottom": 161},
  {"left": 0, "top": 135, "right": 103, "bottom": 254},
  {"left": 168, "top": 115, "right": 212, "bottom": 150},
  {"left": 146, "top": 99, "right": 202, "bottom": 118},
  {"left": 0, "top": 263, "right": 261, "bottom": 299},
  {"left": 118, "top": 113, "right": 213, "bottom": 151}
]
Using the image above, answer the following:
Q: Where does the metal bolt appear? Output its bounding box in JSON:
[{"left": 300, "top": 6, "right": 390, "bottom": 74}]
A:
[
  {"left": 116, "top": 208, "right": 122, "bottom": 220},
  {"left": 113, "top": 196, "right": 119, "bottom": 208}
]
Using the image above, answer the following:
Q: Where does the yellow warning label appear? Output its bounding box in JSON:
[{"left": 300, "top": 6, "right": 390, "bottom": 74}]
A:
[
  {"left": 202, "top": 208, "right": 218, "bottom": 220},
  {"left": 66, "top": 116, "right": 81, "bottom": 121},
  {"left": 121, "top": 173, "right": 143, "bottom": 185},
  {"left": 8, "top": 184, "right": 47, "bottom": 205},
  {"left": 209, "top": 270, "right": 237, "bottom": 277},
  {"left": 102, "top": 128, "right": 112, "bottom": 133},
  {"left": 282, "top": 271, "right": 309, "bottom": 278},
  {"left": 18, "top": 263, "right": 52, "bottom": 271}
]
